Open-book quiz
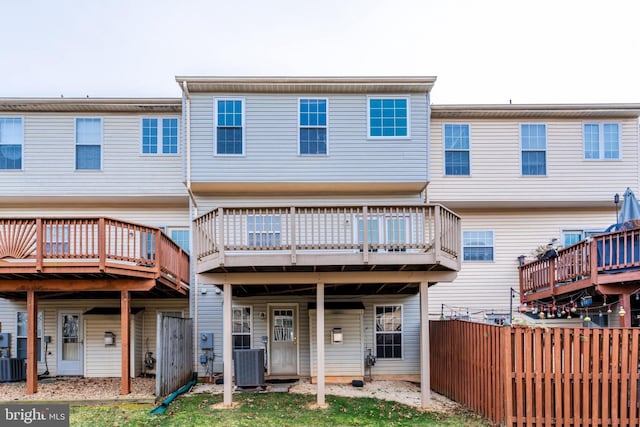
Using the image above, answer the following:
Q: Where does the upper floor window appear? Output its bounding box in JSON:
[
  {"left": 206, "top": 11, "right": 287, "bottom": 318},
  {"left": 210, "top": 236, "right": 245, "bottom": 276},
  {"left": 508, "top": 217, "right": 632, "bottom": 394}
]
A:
[
  {"left": 76, "top": 118, "right": 102, "bottom": 170},
  {"left": 299, "top": 99, "right": 327, "bottom": 155},
  {"left": 142, "top": 118, "right": 178, "bottom": 154},
  {"left": 0, "top": 117, "right": 23, "bottom": 170},
  {"left": 247, "top": 215, "right": 281, "bottom": 247},
  {"left": 215, "top": 98, "right": 244, "bottom": 155},
  {"left": 561, "top": 229, "right": 602, "bottom": 248},
  {"left": 521, "top": 124, "right": 546, "bottom": 176},
  {"left": 368, "top": 97, "right": 409, "bottom": 138},
  {"left": 169, "top": 228, "right": 190, "bottom": 252},
  {"left": 375, "top": 305, "right": 402, "bottom": 359},
  {"left": 463, "top": 230, "right": 494, "bottom": 262},
  {"left": 444, "top": 124, "right": 470, "bottom": 176},
  {"left": 584, "top": 123, "right": 620, "bottom": 160}
]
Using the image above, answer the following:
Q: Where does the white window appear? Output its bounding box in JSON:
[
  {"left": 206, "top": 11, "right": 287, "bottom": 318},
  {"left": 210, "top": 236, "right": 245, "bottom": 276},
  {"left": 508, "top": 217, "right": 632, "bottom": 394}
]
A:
[
  {"left": 232, "top": 306, "right": 252, "bottom": 350},
  {"left": 444, "top": 123, "right": 470, "bottom": 176},
  {"left": 521, "top": 124, "right": 546, "bottom": 176},
  {"left": 463, "top": 230, "right": 494, "bottom": 262},
  {"left": 75, "top": 118, "right": 102, "bottom": 170},
  {"left": 561, "top": 229, "right": 603, "bottom": 248},
  {"left": 16, "top": 311, "right": 43, "bottom": 361},
  {"left": 247, "top": 215, "right": 281, "bottom": 247},
  {"left": 584, "top": 123, "right": 620, "bottom": 160},
  {"left": 368, "top": 97, "right": 410, "bottom": 138},
  {"left": 142, "top": 118, "right": 179, "bottom": 154},
  {"left": 44, "top": 224, "right": 70, "bottom": 255},
  {"left": 169, "top": 228, "right": 190, "bottom": 252},
  {"left": 375, "top": 305, "right": 402, "bottom": 359},
  {"left": 214, "top": 98, "right": 244, "bottom": 155},
  {"left": 299, "top": 98, "right": 327, "bottom": 155},
  {"left": 0, "top": 117, "right": 23, "bottom": 170}
]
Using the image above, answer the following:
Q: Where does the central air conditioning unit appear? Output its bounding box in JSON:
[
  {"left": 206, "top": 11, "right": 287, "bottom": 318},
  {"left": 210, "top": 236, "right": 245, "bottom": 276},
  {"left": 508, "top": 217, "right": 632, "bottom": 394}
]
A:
[
  {"left": 233, "top": 349, "right": 265, "bottom": 387},
  {"left": 0, "top": 358, "right": 26, "bottom": 382}
]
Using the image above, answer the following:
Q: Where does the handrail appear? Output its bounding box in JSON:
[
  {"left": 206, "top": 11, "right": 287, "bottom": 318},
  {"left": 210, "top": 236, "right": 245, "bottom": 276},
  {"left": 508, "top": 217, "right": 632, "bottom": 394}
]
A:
[{"left": 0, "top": 217, "right": 190, "bottom": 286}]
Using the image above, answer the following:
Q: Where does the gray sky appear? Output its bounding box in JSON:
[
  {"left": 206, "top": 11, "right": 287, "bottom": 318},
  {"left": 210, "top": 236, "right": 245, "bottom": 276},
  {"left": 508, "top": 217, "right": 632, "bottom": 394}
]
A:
[{"left": 3, "top": 0, "right": 639, "bottom": 104}]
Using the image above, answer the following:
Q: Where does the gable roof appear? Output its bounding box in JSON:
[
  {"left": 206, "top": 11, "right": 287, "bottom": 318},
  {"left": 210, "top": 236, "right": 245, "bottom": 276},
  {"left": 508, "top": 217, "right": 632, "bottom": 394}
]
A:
[{"left": 431, "top": 104, "right": 640, "bottom": 119}]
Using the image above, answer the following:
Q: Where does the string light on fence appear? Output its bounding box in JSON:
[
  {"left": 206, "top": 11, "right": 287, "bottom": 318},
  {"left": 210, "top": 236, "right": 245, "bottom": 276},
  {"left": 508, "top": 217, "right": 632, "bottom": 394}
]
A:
[{"left": 619, "top": 306, "right": 626, "bottom": 317}]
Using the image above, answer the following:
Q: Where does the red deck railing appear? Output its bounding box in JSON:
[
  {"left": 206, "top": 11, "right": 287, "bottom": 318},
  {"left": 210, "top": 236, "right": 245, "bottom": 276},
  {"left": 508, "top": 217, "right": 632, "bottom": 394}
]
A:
[
  {"left": 0, "top": 217, "right": 189, "bottom": 288},
  {"left": 520, "top": 227, "right": 640, "bottom": 297}
]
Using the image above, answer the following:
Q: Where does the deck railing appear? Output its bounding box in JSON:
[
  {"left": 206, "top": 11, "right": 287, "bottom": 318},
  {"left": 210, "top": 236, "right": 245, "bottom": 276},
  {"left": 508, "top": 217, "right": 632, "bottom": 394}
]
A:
[
  {"left": 520, "top": 227, "right": 640, "bottom": 296},
  {"left": 194, "top": 204, "right": 460, "bottom": 266},
  {"left": 0, "top": 217, "right": 189, "bottom": 287}
]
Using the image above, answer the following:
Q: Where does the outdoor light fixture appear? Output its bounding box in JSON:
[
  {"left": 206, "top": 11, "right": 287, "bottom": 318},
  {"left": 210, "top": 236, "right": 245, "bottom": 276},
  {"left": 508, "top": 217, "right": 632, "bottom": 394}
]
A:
[
  {"left": 104, "top": 331, "right": 116, "bottom": 346},
  {"left": 615, "top": 193, "right": 620, "bottom": 224},
  {"left": 331, "top": 328, "right": 343, "bottom": 344}
]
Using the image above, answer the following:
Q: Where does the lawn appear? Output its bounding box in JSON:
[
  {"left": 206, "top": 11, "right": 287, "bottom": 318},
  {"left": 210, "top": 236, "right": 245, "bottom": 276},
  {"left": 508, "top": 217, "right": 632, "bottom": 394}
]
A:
[{"left": 71, "top": 393, "right": 489, "bottom": 426}]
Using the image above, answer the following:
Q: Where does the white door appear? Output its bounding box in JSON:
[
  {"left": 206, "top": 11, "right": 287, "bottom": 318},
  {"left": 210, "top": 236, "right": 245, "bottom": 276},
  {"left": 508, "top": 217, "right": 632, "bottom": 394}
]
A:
[
  {"left": 270, "top": 307, "right": 297, "bottom": 375},
  {"left": 57, "top": 311, "right": 83, "bottom": 375}
]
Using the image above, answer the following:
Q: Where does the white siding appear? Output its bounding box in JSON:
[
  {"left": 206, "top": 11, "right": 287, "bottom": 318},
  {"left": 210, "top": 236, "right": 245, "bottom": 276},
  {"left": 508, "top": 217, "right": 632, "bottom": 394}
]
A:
[
  {"left": 189, "top": 94, "right": 428, "bottom": 184},
  {"left": 85, "top": 315, "right": 122, "bottom": 377},
  {"left": 428, "top": 207, "right": 616, "bottom": 320},
  {"left": 428, "top": 117, "right": 640, "bottom": 206},
  {"left": 309, "top": 309, "right": 363, "bottom": 378},
  {"left": 0, "top": 113, "right": 186, "bottom": 197}
]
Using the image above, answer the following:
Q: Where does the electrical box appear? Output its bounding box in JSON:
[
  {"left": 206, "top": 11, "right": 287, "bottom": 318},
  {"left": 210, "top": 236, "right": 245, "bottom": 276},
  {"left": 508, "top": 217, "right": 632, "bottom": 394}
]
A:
[
  {"left": 44, "top": 336, "right": 51, "bottom": 344},
  {"left": 199, "top": 332, "right": 214, "bottom": 350},
  {"left": 0, "top": 333, "right": 10, "bottom": 348}
]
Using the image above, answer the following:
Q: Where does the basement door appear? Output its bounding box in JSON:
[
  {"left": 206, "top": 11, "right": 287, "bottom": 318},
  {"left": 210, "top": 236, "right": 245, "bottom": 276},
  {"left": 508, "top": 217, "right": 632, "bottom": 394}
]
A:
[
  {"left": 270, "top": 306, "right": 298, "bottom": 375},
  {"left": 57, "top": 311, "right": 84, "bottom": 375}
]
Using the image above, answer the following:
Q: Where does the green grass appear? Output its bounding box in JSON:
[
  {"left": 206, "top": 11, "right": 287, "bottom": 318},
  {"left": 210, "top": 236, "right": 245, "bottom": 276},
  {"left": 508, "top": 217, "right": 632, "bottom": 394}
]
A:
[{"left": 70, "top": 393, "right": 489, "bottom": 426}]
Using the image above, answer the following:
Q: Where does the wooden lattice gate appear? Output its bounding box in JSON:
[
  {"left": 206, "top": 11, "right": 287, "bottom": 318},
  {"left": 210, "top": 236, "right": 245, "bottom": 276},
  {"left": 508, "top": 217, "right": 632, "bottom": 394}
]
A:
[{"left": 155, "top": 314, "right": 193, "bottom": 398}]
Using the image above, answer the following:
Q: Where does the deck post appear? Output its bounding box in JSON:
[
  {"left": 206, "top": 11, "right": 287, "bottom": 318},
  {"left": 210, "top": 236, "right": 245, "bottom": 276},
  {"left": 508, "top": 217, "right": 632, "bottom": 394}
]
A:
[
  {"left": 620, "top": 293, "right": 632, "bottom": 327},
  {"left": 120, "top": 290, "right": 130, "bottom": 394},
  {"left": 26, "top": 290, "right": 38, "bottom": 394},
  {"left": 419, "top": 281, "right": 431, "bottom": 408},
  {"left": 98, "top": 218, "right": 106, "bottom": 271},
  {"left": 316, "top": 282, "right": 326, "bottom": 407},
  {"left": 223, "top": 282, "right": 233, "bottom": 406},
  {"left": 35, "top": 219, "right": 43, "bottom": 272}
]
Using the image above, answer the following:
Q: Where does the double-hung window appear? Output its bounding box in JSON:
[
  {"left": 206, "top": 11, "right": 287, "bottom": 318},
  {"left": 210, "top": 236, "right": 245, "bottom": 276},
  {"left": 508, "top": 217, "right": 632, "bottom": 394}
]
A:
[
  {"left": 17, "top": 311, "right": 43, "bottom": 361},
  {"left": 521, "top": 124, "right": 546, "bottom": 176},
  {"left": 463, "top": 230, "right": 494, "bottom": 262},
  {"left": 368, "top": 97, "right": 409, "bottom": 138},
  {"left": 215, "top": 98, "right": 244, "bottom": 155},
  {"left": 444, "top": 124, "right": 470, "bottom": 175},
  {"left": 169, "top": 228, "right": 190, "bottom": 252},
  {"left": 44, "top": 224, "right": 70, "bottom": 255},
  {"left": 142, "top": 118, "right": 179, "bottom": 154},
  {"left": 0, "top": 117, "right": 23, "bottom": 170},
  {"left": 247, "top": 215, "right": 281, "bottom": 247},
  {"left": 584, "top": 123, "right": 620, "bottom": 160},
  {"left": 375, "top": 305, "right": 402, "bottom": 359},
  {"left": 75, "top": 118, "right": 102, "bottom": 170},
  {"left": 299, "top": 99, "right": 327, "bottom": 155},
  {"left": 232, "top": 306, "right": 252, "bottom": 350}
]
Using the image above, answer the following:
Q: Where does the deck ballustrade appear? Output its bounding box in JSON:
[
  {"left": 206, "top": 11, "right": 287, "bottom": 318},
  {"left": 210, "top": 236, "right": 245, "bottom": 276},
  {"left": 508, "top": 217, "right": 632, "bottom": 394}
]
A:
[
  {"left": 194, "top": 204, "right": 461, "bottom": 273},
  {"left": 520, "top": 227, "right": 640, "bottom": 300},
  {"left": 0, "top": 217, "right": 189, "bottom": 291}
]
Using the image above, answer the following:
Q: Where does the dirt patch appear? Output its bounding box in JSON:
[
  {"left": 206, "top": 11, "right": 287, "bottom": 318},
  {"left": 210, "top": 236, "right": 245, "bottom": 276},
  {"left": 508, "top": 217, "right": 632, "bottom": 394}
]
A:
[
  {"left": 0, "top": 377, "right": 155, "bottom": 401},
  {"left": 189, "top": 379, "right": 460, "bottom": 413}
]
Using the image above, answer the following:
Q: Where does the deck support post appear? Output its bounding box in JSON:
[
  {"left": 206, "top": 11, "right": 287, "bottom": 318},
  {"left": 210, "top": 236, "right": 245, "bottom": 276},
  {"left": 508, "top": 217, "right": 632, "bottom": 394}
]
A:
[
  {"left": 316, "top": 282, "right": 326, "bottom": 407},
  {"left": 223, "top": 282, "right": 233, "bottom": 406},
  {"left": 620, "top": 293, "right": 632, "bottom": 327},
  {"left": 120, "top": 290, "right": 130, "bottom": 394},
  {"left": 419, "top": 281, "right": 431, "bottom": 408},
  {"left": 26, "top": 290, "right": 38, "bottom": 395}
]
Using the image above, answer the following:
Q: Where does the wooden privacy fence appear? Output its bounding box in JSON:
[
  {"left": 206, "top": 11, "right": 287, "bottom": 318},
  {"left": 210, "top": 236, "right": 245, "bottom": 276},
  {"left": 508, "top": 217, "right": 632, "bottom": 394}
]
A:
[
  {"left": 430, "top": 320, "right": 640, "bottom": 426},
  {"left": 156, "top": 314, "right": 193, "bottom": 398}
]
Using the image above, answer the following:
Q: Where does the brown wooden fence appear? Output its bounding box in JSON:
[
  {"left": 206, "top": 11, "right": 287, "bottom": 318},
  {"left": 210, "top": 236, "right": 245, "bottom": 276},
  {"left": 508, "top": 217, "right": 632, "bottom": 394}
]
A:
[
  {"left": 430, "top": 320, "right": 640, "bottom": 426},
  {"left": 155, "top": 314, "right": 193, "bottom": 398}
]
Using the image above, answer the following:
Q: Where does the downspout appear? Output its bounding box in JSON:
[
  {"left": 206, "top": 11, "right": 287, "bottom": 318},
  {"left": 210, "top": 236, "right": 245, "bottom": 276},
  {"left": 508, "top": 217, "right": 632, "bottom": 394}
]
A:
[
  {"left": 180, "top": 80, "right": 200, "bottom": 378},
  {"left": 424, "top": 91, "right": 431, "bottom": 204}
]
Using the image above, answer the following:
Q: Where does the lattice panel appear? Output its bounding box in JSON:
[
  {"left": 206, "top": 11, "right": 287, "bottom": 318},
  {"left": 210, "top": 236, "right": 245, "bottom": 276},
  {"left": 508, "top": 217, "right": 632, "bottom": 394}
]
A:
[{"left": 0, "top": 220, "right": 37, "bottom": 259}]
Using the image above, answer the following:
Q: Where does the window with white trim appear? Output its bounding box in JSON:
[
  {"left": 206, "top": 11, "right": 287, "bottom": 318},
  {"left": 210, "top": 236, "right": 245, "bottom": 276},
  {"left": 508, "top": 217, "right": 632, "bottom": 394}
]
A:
[
  {"left": 375, "top": 305, "right": 402, "bottom": 359},
  {"left": 0, "top": 117, "right": 23, "bottom": 170},
  {"left": 444, "top": 123, "right": 470, "bottom": 175},
  {"left": 44, "top": 224, "right": 70, "bottom": 255},
  {"left": 75, "top": 118, "right": 102, "bottom": 170},
  {"left": 521, "top": 124, "right": 546, "bottom": 176},
  {"left": 247, "top": 215, "right": 281, "bottom": 247},
  {"left": 142, "top": 118, "right": 179, "bottom": 154},
  {"left": 463, "top": 230, "right": 494, "bottom": 262},
  {"left": 299, "top": 99, "right": 327, "bottom": 155},
  {"left": 368, "top": 97, "right": 409, "bottom": 138},
  {"left": 215, "top": 98, "right": 244, "bottom": 155},
  {"left": 561, "top": 229, "right": 603, "bottom": 248},
  {"left": 169, "top": 228, "right": 190, "bottom": 252},
  {"left": 16, "top": 311, "right": 43, "bottom": 361},
  {"left": 584, "top": 123, "right": 620, "bottom": 160},
  {"left": 232, "top": 306, "right": 251, "bottom": 350}
]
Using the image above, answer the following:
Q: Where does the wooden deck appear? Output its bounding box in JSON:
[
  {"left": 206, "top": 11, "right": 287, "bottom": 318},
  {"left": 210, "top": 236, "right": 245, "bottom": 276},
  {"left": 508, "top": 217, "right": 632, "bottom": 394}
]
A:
[
  {"left": 193, "top": 204, "right": 461, "bottom": 274},
  {"left": 0, "top": 217, "right": 189, "bottom": 297},
  {"left": 519, "top": 227, "right": 640, "bottom": 301}
]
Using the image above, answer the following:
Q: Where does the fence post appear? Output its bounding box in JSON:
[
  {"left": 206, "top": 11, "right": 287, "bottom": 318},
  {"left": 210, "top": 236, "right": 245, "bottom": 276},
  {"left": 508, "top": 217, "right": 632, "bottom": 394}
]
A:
[{"left": 501, "top": 326, "right": 512, "bottom": 426}]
